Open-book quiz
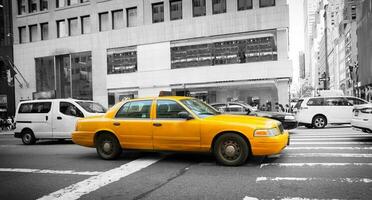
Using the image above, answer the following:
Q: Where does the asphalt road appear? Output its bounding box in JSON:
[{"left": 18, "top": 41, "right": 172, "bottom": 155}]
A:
[{"left": 0, "top": 126, "right": 371, "bottom": 200}]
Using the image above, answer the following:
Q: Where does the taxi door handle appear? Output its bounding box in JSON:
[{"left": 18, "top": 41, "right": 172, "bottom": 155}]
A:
[
  {"left": 153, "top": 123, "right": 162, "bottom": 127},
  {"left": 113, "top": 122, "right": 120, "bottom": 126}
]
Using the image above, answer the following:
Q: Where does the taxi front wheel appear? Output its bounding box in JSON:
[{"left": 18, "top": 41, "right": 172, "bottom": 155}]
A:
[
  {"left": 213, "top": 133, "right": 249, "bottom": 166},
  {"left": 96, "top": 133, "right": 122, "bottom": 160}
]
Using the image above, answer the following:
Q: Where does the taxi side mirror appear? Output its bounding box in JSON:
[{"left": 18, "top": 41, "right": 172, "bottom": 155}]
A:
[{"left": 178, "top": 111, "right": 194, "bottom": 120}]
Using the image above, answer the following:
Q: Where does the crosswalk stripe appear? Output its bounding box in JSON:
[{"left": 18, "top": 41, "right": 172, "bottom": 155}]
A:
[
  {"left": 283, "top": 153, "right": 372, "bottom": 158},
  {"left": 290, "top": 135, "right": 372, "bottom": 138},
  {"left": 290, "top": 141, "right": 372, "bottom": 145},
  {"left": 286, "top": 147, "right": 372, "bottom": 150},
  {"left": 38, "top": 157, "right": 162, "bottom": 200},
  {"left": 260, "top": 163, "right": 372, "bottom": 168},
  {"left": 0, "top": 168, "right": 102, "bottom": 176},
  {"left": 256, "top": 177, "right": 372, "bottom": 183}
]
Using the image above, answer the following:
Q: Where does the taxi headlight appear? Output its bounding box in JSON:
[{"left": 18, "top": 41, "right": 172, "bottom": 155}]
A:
[
  {"left": 254, "top": 128, "right": 280, "bottom": 137},
  {"left": 284, "top": 115, "right": 295, "bottom": 120}
]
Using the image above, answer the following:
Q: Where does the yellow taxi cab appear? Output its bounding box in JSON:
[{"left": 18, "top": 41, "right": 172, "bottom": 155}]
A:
[{"left": 72, "top": 96, "right": 289, "bottom": 166}]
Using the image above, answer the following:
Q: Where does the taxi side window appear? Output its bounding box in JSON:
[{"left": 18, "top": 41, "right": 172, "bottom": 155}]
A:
[
  {"left": 60, "top": 102, "right": 84, "bottom": 117},
  {"left": 156, "top": 100, "right": 188, "bottom": 119},
  {"left": 116, "top": 100, "right": 152, "bottom": 119}
]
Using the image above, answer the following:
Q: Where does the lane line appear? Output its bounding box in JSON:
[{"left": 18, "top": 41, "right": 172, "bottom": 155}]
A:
[
  {"left": 290, "top": 141, "right": 372, "bottom": 145},
  {"left": 0, "top": 168, "right": 102, "bottom": 176},
  {"left": 284, "top": 153, "right": 372, "bottom": 158},
  {"left": 260, "top": 163, "right": 372, "bottom": 168},
  {"left": 38, "top": 157, "right": 161, "bottom": 200},
  {"left": 256, "top": 177, "right": 372, "bottom": 183},
  {"left": 290, "top": 138, "right": 372, "bottom": 141},
  {"left": 290, "top": 135, "right": 372, "bottom": 138},
  {"left": 243, "top": 196, "right": 343, "bottom": 200},
  {"left": 286, "top": 147, "right": 372, "bottom": 150}
]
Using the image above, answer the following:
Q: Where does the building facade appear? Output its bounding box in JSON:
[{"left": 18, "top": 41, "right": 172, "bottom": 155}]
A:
[
  {"left": 0, "top": 0, "right": 15, "bottom": 118},
  {"left": 356, "top": 0, "right": 372, "bottom": 102},
  {"left": 12, "top": 0, "right": 291, "bottom": 108}
]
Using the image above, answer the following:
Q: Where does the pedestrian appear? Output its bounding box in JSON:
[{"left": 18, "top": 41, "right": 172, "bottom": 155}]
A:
[{"left": 285, "top": 104, "right": 290, "bottom": 113}]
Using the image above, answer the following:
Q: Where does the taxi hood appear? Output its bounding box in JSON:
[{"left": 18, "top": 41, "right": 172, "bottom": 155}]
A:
[{"left": 203, "top": 114, "right": 280, "bottom": 128}]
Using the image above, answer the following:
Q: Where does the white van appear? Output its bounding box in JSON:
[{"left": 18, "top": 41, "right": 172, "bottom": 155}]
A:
[
  {"left": 14, "top": 99, "right": 106, "bottom": 145},
  {"left": 295, "top": 96, "right": 369, "bottom": 128}
]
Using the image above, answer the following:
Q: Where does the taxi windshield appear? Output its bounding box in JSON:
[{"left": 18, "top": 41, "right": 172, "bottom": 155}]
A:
[
  {"left": 181, "top": 99, "right": 219, "bottom": 118},
  {"left": 76, "top": 101, "right": 107, "bottom": 113}
]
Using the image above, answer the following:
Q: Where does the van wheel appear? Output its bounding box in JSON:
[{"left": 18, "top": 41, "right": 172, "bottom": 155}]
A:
[
  {"left": 213, "top": 133, "right": 249, "bottom": 166},
  {"left": 312, "top": 115, "right": 327, "bottom": 129},
  {"left": 96, "top": 133, "right": 122, "bottom": 160},
  {"left": 22, "top": 130, "right": 36, "bottom": 145}
]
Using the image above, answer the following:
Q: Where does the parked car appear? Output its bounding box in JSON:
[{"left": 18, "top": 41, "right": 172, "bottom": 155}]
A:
[
  {"left": 210, "top": 102, "right": 298, "bottom": 130},
  {"left": 351, "top": 104, "right": 372, "bottom": 133},
  {"left": 295, "top": 96, "right": 369, "bottom": 129},
  {"left": 14, "top": 99, "right": 107, "bottom": 145},
  {"left": 72, "top": 96, "right": 289, "bottom": 166}
]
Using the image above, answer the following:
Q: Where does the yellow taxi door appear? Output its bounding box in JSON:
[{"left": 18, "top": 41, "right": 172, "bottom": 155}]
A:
[
  {"left": 111, "top": 100, "right": 153, "bottom": 150},
  {"left": 152, "top": 100, "right": 200, "bottom": 151}
]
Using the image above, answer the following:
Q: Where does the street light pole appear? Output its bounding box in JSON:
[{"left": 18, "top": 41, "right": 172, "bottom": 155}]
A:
[{"left": 324, "top": 4, "right": 330, "bottom": 90}]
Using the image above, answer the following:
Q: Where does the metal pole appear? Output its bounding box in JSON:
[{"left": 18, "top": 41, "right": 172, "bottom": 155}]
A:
[{"left": 324, "top": 4, "right": 329, "bottom": 90}]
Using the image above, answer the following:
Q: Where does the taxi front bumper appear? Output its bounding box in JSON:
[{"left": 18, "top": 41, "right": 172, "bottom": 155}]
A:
[{"left": 251, "top": 131, "right": 289, "bottom": 156}]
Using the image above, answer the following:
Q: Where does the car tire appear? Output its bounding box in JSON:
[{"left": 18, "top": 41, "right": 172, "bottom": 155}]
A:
[
  {"left": 213, "top": 133, "right": 249, "bottom": 166},
  {"left": 305, "top": 124, "right": 313, "bottom": 129},
  {"left": 96, "top": 133, "right": 122, "bottom": 160},
  {"left": 21, "top": 130, "right": 36, "bottom": 145},
  {"left": 312, "top": 115, "right": 327, "bottom": 129}
]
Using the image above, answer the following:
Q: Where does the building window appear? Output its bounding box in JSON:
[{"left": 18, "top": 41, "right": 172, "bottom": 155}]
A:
[
  {"left": 56, "top": 0, "right": 65, "bottom": 8},
  {"left": 107, "top": 47, "right": 137, "bottom": 74},
  {"left": 71, "top": 52, "right": 92, "bottom": 100},
  {"left": 212, "top": 0, "right": 226, "bottom": 14},
  {"left": 57, "top": 20, "right": 66, "bottom": 38},
  {"left": 192, "top": 0, "right": 206, "bottom": 17},
  {"left": 170, "top": 0, "right": 182, "bottom": 20},
  {"left": 18, "top": 0, "right": 27, "bottom": 15},
  {"left": 99, "top": 12, "right": 110, "bottom": 31},
  {"left": 259, "top": 0, "right": 275, "bottom": 8},
  {"left": 112, "top": 10, "right": 124, "bottom": 30},
  {"left": 35, "top": 56, "right": 55, "bottom": 92},
  {"left": 40, "top": 23, "right": 48, "bottom": 40},
  {"left": 68, "top": 18, "right": 78, "bottom": 36},
  {"left": 40, "top": 0, "right": 48, "bottom": 11},
  {"left": 29, "top": 24, "right": 37, "bottom": 42},
  {"left": 67, "top": 0, "right": 78, "bottom": 6},
  {"left": 19, "top": 26, "right": 27, "bottom": 43},
  {"left": 28, "top": 0, "right": 37, "bottom": 13},
  {"left": 81, "top": 15, "right": 90, "bottom": 34},
  {"left": 171, "top": 36, "right": 277, "bottom": 69},
  {"left": 127, "top": 7, "right": 137, "bottom": 27},
  {"left": 238, "top": 0, "right": 252, "bottom": 11},
  {"left": 152, "top": 2, "right": 164, "bottom": 23}
]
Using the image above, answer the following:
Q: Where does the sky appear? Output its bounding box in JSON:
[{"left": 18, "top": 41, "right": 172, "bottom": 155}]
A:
[{"left": 288, "top": 0, "right": 306, "bottom": 93}]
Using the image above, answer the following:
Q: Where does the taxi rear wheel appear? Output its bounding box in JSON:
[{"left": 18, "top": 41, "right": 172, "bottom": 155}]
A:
[
  {"left": 213, "top": 133, "right": 249, "bottom": 166},
  {"left": 96, "top": 133, "right": 122, "bottom": 160}
]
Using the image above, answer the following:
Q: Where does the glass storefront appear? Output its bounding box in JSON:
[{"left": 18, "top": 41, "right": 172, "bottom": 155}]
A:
[{"left": 35, "top": 52, "right": 92, "bottom": 100}]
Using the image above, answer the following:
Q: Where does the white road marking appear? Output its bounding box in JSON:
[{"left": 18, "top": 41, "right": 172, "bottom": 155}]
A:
[
  {"left": 243, "top": 195, "right": 342, "bottom": 200},
  {"left": 0, "top": 168, "right": 102, "bottom": 176},
  {"left": 38, "top": 157, "right": 161, "bottom": 200},
  {"left": 242, "top": 196, "right": 259, "bottom": 200},
  {"left": 260, "top": 162, "right": 372, "bottom": 168},
  {"left": 290, "top": 135, "right": 372, "bottom": 138},
  {"left": 284, "top": 153, "right": 372, "bottom": 158},
  {"left": 290, "top": 141, "right": 372, "bottom": 145},
  {"left": 291, "top": 138, "right": 372, "bottom": 141},
  {"left": 286, "top": 146, "right": 372, "bottom": 150},
  {"left": 256, "top": 177, "right": 372, "bottom": 183}
]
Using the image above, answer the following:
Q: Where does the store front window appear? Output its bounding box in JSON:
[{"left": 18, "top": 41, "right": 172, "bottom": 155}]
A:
[{"left": 35, "top": 52, "right": 92, "bottom": 100}]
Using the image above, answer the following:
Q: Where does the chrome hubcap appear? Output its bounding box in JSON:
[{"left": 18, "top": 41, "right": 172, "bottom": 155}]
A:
[
  {"left": 102, "top": 142, "right": 112, "bottom": 153},
  {"left": 221, "top": 140, "right": 240, "bottom": 161},
  {"left": 315, "top": 118, "right": 325, "bottom": 127}
]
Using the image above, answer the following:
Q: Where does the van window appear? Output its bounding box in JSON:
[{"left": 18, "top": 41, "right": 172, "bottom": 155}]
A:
[
  {"left": 115, "top": 100, "right": 152, "bottom": 119},
  {"left": 75, "top": 101, "right": 107, "bottom": 113},
  {"left": 346, "top": 97, "right": 367, "bottom": 105},
  {"left": 18, "top": 102, "right": 52, "bottom": 113},
  {"left": 60, "top": 102, "right": 84, "bottom": 117},
  {"left": 307, "top": 98, "right": 324, "bottom": 106}
]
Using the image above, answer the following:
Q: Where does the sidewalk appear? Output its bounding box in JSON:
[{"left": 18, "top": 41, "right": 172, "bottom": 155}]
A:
[{"left": 0, "top": 129, "right": 14, "bottom": 135}]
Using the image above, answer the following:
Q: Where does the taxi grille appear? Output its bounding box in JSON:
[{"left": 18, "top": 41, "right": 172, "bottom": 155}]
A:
[{"left": 278, "top": 123, "right": 284, "bottom": 133}]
